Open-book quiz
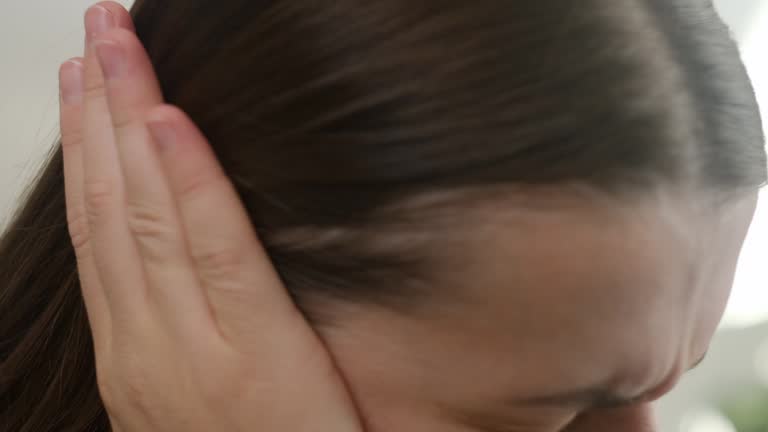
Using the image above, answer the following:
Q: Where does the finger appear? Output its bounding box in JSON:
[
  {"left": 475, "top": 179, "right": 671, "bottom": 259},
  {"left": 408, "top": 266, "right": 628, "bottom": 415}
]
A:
[
  {"left": 62, "top": 0, "right": 136, "bottom": 349},
  {"left": 82, "top": 5, "right": 149, "bottom": 325},
  {"left": 146, "top": 105, "right": 309, "bottom": 348},
  {"left": 60, "top": 58, "right": 112, "bottom": 353},
  {"left": 94, "top": 28, "right": 215, "bottom": 334},
  {"left": 84, "top": 1, "right": 135, "bottom": 45}
]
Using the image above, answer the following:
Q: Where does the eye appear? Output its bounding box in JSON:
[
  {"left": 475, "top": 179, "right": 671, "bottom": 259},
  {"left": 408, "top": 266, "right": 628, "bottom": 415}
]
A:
[
  {"left": 562, "top": 396, "right": 659, "bottom": 431},
  {"left": 463, "top": 413, "right": 574, "bottom": 432},
  {"left": 596, "top": 395, "right": 646, "bottom": 409}
]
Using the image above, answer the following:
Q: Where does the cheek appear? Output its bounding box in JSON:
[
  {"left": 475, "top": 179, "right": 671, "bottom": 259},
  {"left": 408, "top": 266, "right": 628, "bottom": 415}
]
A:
[
  {"left": 691, "top": 217, "right": 753, "bottom": 347},
  {"left": 314, "top": 320, "right": 453, "bottom": 430},
  {"left": 686, "top": 195, "right": 759, "bottom": 351},
  {"left": 694, "top": 270, "right": 732, "bottom": 345},
  {"left": 317, "top": 339, "right": 472, "bottom": 432},
  {"left": 315, "top": 319, "right": 578, "bottom": 432}
]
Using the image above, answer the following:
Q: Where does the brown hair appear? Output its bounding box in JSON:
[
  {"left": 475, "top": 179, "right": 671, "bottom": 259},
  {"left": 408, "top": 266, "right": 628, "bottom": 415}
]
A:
[{"left": 1, "top": 0, "right": 765, "bottom": 430}]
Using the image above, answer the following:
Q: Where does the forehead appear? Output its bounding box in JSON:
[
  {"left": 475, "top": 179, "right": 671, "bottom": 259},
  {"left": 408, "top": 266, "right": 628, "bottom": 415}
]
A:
[
  {"left": 314, "top": 189, "right": 758, "bottom": 430},
  {"left": 416, "top": 187, "right": 756, "bottom": 387}
]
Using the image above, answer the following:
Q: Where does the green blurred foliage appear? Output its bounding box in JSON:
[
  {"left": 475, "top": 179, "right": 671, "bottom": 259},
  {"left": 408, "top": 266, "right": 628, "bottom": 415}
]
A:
[{"left": 720, "top": 388, "right": 768, "bottom": 432}]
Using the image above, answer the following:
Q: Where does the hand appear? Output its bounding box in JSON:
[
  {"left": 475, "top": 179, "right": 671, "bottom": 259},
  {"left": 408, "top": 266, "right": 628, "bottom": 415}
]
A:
[{"left": 58, "top": 2, "right": 363, "bottom": 431}]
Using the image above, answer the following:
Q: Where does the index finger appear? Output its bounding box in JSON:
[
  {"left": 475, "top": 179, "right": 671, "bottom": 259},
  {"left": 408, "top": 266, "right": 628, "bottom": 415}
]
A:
[
  {"left": 145, "top": 105, "right": 311, "bottom": 349},
  {"left": 60, "top": 2, "right": 138, "bottom": 353}
]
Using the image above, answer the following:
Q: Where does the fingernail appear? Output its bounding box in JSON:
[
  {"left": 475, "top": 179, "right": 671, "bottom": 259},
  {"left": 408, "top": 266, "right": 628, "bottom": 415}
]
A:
[
  {"left": 94, "top": 40, "right": 124, "bottom": 80},
  {"left": 85, "top": 6, "right": 115, "bottom": 42},
  {"left": 147, "top": 121, "right": 176, "bottom": 153},
  {"left": 60, "top": 60, "right": 84, "bottom": 105}
]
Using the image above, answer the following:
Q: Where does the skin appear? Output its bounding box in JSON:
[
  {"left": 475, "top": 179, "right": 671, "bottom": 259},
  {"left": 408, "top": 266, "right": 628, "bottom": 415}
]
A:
[
  {"left": 62, "top": 3, "right": 361, "bottom": 431},
  {"left": 319, "top": 187, "right": 758, "bottom": 431},
  {"left": 60, "top": 2, "right": 759, "bottom": 431}
]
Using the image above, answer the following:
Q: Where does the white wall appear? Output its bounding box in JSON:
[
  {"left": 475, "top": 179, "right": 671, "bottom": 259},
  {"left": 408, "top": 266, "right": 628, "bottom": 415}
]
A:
[{"left": 0, "top": 0, "right": 133, "bottom": 229}]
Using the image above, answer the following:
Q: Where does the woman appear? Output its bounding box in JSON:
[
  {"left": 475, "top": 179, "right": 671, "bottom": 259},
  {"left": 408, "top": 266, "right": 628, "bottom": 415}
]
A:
[{"left": 1, "top": 0, "right": 765, "bottom": 430}]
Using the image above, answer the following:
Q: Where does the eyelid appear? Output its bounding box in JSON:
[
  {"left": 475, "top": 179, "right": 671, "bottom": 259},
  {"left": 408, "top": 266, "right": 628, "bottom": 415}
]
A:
[
  {"left": 591, "top": 392, "right": 647, "bottom": 409},
  {"left": 614, "top": 351, "right": 710, "bottom": 407},
  {"left": 500, "top": 351, "right": 711, "bottom": 413}
]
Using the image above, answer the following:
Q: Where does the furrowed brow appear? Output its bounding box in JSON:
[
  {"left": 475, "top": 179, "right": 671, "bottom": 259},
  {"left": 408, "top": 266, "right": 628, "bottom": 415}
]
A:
[{"left": 508, "top": 351, "right": 710, "bottom": 408}]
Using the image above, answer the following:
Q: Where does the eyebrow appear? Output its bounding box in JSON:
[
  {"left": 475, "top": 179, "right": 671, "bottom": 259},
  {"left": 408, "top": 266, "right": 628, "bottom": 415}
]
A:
[{"left": 510, "top": 352, "right": 709, "bottom": 408}]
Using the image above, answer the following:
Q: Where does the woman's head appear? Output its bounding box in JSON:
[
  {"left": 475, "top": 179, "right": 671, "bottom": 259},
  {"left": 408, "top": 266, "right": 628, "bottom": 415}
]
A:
[
  {"left": 132, "top": 0, "right": 765, "bottom": 429},
  {"left": 0, "top": 0, "right": 765, "bottom": 430},
  {"left": 130, "top": 0, "right": 765, "bottom": 303}
]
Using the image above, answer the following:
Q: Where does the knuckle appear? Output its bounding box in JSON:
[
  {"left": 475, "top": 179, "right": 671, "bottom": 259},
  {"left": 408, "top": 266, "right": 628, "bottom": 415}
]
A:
[
  {"left": 84, "top": 179, "right": 116, "bottom": 221},
  {"left": 125, "top": 201, "right": 176, "bottom": 247},
  {"left": 60, "top": 129, "right": 84, "bottom": 149},
  {"left": 83, "top": 80, "right": 107, "bottom": 101},
  {"left": 66, "top": 204, "right": 92, "bottom": 254},
  {"left": 110, "top": 113, "right": 134, "bottom": 133},
  {"left": 177, "top": 170, "right": 228, "bottom": 204},
  {"left": 193, "top": 247, "right": 246, "bottom": 282}
]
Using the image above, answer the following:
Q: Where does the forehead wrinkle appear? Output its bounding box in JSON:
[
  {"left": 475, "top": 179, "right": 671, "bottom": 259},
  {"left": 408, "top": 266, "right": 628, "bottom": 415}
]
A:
[{"left": 414, "top": 184, "right": 704, "bottom": 395}]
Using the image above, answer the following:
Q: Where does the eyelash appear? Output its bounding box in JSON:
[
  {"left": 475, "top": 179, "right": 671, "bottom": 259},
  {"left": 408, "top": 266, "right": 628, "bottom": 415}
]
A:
[{"left": 557, "top": 397, "right": 650, "bottom": 431}]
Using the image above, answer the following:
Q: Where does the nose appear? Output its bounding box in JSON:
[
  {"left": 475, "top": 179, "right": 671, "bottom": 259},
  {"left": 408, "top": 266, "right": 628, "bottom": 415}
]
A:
[{"left": 565, "top": 403, "right": 658, "bottom": 432}]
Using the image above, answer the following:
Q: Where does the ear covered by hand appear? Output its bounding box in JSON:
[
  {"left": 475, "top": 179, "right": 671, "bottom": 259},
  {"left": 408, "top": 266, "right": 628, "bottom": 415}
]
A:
[{"left": 59, "top": 2, "right": 363, "bottom": 430}]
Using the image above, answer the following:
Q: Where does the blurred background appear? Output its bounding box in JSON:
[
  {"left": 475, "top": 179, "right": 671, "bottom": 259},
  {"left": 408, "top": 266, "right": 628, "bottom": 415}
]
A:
[{"left": 1, "top": 1, "right": 766, "bottom": 430}]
